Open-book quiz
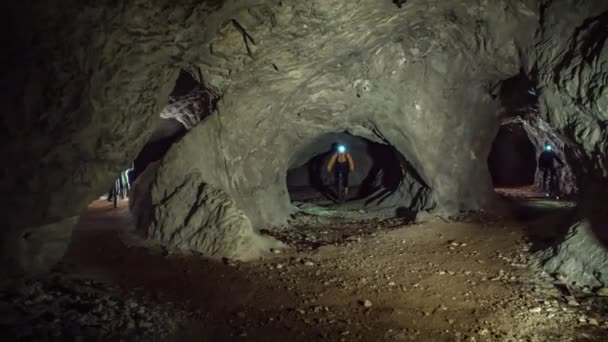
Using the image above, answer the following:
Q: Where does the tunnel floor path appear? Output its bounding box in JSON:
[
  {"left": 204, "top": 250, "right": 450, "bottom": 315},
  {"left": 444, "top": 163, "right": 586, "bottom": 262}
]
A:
[{"left": 7, "top": 199, "right": 608, "bottom": 341}]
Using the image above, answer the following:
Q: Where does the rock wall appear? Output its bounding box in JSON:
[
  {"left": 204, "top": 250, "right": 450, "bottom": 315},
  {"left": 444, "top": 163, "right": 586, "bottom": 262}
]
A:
[
  {"left": 537, "top": 219, "right": 608, "bottom": 287},
  {"left": 0, "top": 0, "right": 228, "bottom": 284},
  {"left": 532, "top": 0, "right": 608, "bottom": 286},
  {"left": 149, "top": 171, "right": 278, "bottom": 260}
]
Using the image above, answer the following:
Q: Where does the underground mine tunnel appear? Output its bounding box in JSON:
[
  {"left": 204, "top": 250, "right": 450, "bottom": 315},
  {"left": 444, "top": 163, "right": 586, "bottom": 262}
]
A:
[
  {"left": 487, "top": 71, "right": 541, "bottom": 191},
  {"left": 286, "top": 132, "right": 430, "bottom": 212},
  {"left": 2, "top": 0, "right": 608, "bottom": 341}
]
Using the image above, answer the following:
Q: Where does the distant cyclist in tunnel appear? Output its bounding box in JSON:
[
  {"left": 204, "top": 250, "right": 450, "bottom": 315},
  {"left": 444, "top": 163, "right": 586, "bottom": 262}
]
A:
[
  {"left": 538, "top": 142, "right": 565, "bottom": 198},
  {"left": 327, "top": 144, "right": 355, "bottom": 202}
]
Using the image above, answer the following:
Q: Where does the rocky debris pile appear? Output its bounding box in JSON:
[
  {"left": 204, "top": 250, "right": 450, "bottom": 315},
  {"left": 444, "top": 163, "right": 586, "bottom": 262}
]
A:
[
  {"left": 446, "top": 210, "right": 504, "bottom": 224},
  {"left": 0, "top": 277, "right": 185, "bottom": 341}
]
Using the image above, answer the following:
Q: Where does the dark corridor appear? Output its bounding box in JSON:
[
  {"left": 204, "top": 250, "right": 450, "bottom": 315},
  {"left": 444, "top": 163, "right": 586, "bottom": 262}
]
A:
[{"left": 488, "top": 123, "right": 537, "bottom": 188}]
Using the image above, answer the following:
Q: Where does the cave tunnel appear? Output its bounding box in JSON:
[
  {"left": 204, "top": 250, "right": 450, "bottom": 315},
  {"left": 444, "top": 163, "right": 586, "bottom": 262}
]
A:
[
  {"left": 488, "top": 70, "right": 542, "bottom": 193},
  {"left": 4, "top": 1, "right": 608, "bottom": 341},
  {"left": 489, "top": 70, "right": 577, "bottom": 197},
  {"left": 286, "top": 132, "right": 430, "bottom": 213},
  {"left": 488, "top": 122, "right": 537, "bottom": 188}
]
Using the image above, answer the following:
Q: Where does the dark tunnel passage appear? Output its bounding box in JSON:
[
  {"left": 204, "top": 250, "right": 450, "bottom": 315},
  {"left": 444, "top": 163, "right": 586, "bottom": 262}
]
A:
[
  {"left": 488, "top": 71, "right": 540, "bottom": 191},
  {"left": 286, "top": 132, "right": 426, "bottom": 209},
  {"left": 488, "top": 123, "right": 538, "bottom": 188},
  {"left": 488, "top": 71, "right": 578, "bottom": 197}
]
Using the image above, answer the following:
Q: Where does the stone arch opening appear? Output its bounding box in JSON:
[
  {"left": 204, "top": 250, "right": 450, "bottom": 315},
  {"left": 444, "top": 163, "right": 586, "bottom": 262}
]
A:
[
  {"left": 285, "top": 131, "right": 432, "bottom": 215},
  {"left": 489, "top": 70, "right": 577, "bottom": 196}
]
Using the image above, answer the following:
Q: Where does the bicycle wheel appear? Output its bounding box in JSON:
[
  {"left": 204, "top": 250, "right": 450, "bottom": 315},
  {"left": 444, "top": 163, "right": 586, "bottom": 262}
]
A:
[
  {"left": 550, "top": 173, "right": 560, "bottom": 198},
  {"left": 113, "top": 179, "right": 119, "bottom": 208},
  {"left": 543, "top": 174, "right": 550, "bottom": 195},
  {"left": 337, "top": 173, "right": 344, "bottom": 204}
]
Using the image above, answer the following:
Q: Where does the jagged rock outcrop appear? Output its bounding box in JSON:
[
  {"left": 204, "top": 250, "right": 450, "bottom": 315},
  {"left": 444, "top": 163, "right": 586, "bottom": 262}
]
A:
[
  {"left": 129, "top": 160, "right": 279, "bottom": 259},
  {"left": 148, "top": 170, "right": 279, "bottom": 259},
  {"left": 285, "top": 132, "right": 433, "bottom": 210},
  {"left": 128, "top": 161, "right": 160, "bottom": 237}
]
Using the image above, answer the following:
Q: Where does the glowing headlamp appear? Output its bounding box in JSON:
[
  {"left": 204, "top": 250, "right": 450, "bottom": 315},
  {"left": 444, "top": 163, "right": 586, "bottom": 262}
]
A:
[
  {"left": 545, "top": 145, "right": 552, "bottom": 151},
  {"left": 337, "top": 145, "right": 346, "bottom": 153}
]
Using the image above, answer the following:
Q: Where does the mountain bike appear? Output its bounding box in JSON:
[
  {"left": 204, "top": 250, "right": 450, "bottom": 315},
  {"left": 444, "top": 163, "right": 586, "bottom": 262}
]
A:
[
  {"left": 542, "top": 168, "right": 560, "bottom": 199},
  {"left": 336, "top": 172, "right": 347, "bottom": 204}
]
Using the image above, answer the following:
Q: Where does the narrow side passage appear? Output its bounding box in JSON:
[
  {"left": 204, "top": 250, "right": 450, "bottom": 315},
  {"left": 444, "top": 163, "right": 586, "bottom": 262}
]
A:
[
  {"left": 286, "top": 132, "right": 432, "bottom": 215},
  {"left": 490, "top": 71, "right": 577, "bottom": 198}
]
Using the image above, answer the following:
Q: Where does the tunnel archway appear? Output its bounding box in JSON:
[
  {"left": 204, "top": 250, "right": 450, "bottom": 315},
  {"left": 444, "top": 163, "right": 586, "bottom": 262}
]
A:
[
  {"left": 4, "top": 6, "right": 608, "bottom": 341},
  {"left": 489, "top": 70, "right": 578, "bottom": 196},
  {"left": 286, "top": 132, "right": 432, "bottom": 214},
  {"left": 488, "top": 122, "right": 538, "bottom": 188}
]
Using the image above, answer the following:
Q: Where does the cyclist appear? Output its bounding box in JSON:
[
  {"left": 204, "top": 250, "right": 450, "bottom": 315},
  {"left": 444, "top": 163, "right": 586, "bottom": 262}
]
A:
[
  {"left": 107, "top": 164, "right": 135, "bottom": 207},
  {"left": 538, "top": 142, "right": 564, "bottom": 197},
  {"left": 327, "top": 144, "right": 355, "bottom": 199}
]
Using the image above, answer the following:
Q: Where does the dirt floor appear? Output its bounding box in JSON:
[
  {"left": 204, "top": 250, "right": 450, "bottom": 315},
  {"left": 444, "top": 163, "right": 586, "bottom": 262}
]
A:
[{"left": 8, "top": 190, "right": 608, "bottom": 341}]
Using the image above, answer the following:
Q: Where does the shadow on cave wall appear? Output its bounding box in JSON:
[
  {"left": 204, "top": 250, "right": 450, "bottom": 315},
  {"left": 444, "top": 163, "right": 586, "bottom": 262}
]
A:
[{"left": 356, "top": 142, "right": 404, "bottom": 204}]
